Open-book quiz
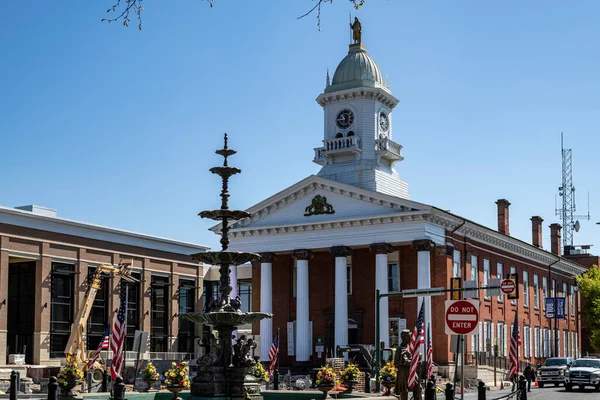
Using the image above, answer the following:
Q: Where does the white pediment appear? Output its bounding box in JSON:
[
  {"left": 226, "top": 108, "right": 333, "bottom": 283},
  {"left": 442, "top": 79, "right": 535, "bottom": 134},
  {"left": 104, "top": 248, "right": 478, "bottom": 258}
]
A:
[{"left": 216, "top": 175, "right": 431, "bottom": 232}]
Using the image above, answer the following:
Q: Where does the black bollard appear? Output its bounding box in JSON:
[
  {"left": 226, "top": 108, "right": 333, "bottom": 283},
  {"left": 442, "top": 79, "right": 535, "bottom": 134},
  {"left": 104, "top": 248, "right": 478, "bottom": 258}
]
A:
[
  {"left": 101, "top": 369, "right": 108, "bottom": 393},
  {"left": 273, "top": 369, "right": 279, "bottom": 390},
  {"left": 444, "top": 382, "right": 454, "bottom": 400},
  {"left": 112, "top": 376, "right": 126, "bottom": 400},
  {"left": 10, "top": 371, "right": 18, "bottom": 400},
  {"left": 47, "top": 377, "right": 59, "bottom": 400},
  {"left": 518, "top": 376, "right": 527, "bottom": 400},
  {"left": 364, "top": 372, "right": 371, "bottom": 393},
  {"left": 477, "top": 381, "right": 486, "bottom": 400},
  {"left": 425, "top": 380, "right": 436, "bottom": 400}
]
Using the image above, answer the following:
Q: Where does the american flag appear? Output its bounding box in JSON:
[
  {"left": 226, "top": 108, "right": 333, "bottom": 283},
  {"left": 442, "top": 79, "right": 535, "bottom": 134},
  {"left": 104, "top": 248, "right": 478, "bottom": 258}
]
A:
[
  {"left": 268, "top": 330, "right": 279, "bottom": 377},
  {"left": 88, "top": 328, "right": 110, "bottom": 367},
  {"left": 509, "top": 313, "right": 520, "bottom": 379},
  {"left": 408, "top": 300, "right": 425, "bottom": 389},
  {"left": 110, "top": 284, "right": 128, "bottom": 380},
  {"left": 426, "top": 323, "right": 433, "bottom": 380}
]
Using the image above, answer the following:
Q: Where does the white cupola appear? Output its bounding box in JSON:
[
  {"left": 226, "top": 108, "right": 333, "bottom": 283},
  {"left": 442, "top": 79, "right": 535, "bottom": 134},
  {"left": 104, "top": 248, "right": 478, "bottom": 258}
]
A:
[{"left": 313, "top": 34, "right": 410, "bottom": 199}]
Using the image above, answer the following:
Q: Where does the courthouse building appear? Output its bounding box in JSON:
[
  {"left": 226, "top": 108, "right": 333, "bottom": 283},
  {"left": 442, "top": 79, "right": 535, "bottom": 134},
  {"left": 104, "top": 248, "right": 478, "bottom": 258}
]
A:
[
  {"left": 0, "top": 204, "right": 206, "bottom": 366},
  {"left": 219, "top": 32, "right": 588, "bottom": 369}
]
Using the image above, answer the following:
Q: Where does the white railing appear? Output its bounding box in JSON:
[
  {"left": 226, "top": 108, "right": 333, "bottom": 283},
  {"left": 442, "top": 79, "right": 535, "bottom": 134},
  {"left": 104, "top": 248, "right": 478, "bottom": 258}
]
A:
[
  {"left": 324, "top": 136, "right": 361, "bottom": 152},
  {"left": 375, "top": 137, "right": 402, "bottom": 154},
  {"left": 314, "top": 136, "right": 361, "bottom": 163}
]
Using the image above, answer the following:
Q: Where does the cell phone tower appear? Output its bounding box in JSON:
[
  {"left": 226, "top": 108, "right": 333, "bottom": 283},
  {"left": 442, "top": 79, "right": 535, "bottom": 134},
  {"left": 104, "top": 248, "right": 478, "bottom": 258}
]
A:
[{"left": 555, "top": 132, "right": 590, "bottom": 249}]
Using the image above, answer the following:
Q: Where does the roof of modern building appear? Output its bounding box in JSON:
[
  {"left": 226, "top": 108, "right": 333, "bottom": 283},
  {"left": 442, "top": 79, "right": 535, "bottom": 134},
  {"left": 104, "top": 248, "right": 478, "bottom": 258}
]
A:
[{"left": 0, "top": 204, "right": 209, "bottom": 255}]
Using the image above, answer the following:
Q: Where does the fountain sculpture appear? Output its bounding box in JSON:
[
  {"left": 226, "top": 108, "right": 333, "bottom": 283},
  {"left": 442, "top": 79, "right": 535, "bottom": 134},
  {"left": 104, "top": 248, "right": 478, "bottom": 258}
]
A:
[{"left": 181, "top": 134, "right": 272, "bottom": 399}]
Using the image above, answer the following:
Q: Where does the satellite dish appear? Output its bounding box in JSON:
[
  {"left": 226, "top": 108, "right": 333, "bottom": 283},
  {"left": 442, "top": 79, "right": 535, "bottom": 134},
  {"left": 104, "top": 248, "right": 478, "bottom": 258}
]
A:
[{"left": 574, "top": 220, "right": 581, "bottom": 232}]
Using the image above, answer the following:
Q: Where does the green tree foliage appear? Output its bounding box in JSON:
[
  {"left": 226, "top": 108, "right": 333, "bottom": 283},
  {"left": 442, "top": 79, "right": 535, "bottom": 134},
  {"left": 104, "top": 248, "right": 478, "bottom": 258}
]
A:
[{"left": 576, "top": 265, "right": 600, "bottom": 350}]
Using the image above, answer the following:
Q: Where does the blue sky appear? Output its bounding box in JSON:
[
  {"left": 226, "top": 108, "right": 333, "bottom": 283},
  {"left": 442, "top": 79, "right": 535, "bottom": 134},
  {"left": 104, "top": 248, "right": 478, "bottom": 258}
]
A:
[{"left": 1, "top": 1, "right": 599, "bottom": 252}]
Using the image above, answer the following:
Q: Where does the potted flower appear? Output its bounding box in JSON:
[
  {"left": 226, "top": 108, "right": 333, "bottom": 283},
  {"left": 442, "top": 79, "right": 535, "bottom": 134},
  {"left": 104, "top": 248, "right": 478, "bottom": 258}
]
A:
[
  {"left": 315, "top": 365, "right": 337, "bottom": 398},
  {"left": 141, "top": 361, "right": 160, "bottom": 391},
  {"left": 163, "top": 361, "right": 190, "bottom": 400},
  {"left": 378, "top": 361, "right": 397, "bottom": 396},
  {"left": 341, "top": 363, "right": 361, "bottom": 393},
  {"left": 252, "top": 362, "right": 270, "bottom": 383},
  {"left": 57, "top": 363, "right": 84, "bottom": 398}
]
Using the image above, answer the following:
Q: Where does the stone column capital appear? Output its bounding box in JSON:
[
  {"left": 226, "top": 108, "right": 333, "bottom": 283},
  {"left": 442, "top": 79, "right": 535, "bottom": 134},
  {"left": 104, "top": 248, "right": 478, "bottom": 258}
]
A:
[
  {"left": 292, "top": 249, "right": 314, "bottom": 261},
  {"left": 330, "top": 246, "right": 353, "bottom": 258},
  {"left": 259, "top": 252, "right": 277, "bottom": 263},
  {"left": 369, "top": 243, "right": 395, "bottom": 255},
  {"left": 411, "top": 239, "right": 433, "bottom": 252}
]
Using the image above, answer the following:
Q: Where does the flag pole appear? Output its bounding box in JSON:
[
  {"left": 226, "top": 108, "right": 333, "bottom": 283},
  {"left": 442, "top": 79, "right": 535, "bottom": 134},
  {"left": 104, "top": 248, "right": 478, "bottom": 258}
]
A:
[{"left": 276, "top": 327, "right": 281, "bottom": 372}]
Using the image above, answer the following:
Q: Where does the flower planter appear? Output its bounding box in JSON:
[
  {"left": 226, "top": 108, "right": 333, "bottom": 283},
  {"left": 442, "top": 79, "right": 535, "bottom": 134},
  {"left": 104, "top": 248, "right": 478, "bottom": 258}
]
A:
[
  {"left": 342, "top": 379, "right": 359, "bottom": 394},
  {"left": 166, "top": 385, "right": 185, "bottom": 400},
  {"left": 317, "top": 383, "right": 334, "bottom": 398},
  {"left": 381, "top": 381, "right": 395, "bottom": 396},
  {"left": 143, "top": 379, "right": 158, "bottom": 392},
  {"left": 59, "top": 382, "right": 81, "bottom": 399}
]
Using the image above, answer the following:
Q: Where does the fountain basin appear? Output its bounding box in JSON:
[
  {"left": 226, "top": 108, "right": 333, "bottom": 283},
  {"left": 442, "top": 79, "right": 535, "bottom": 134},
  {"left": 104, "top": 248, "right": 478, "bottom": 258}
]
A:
[{"left": 181, "top": 311, "right": 272, "bottom": 326}]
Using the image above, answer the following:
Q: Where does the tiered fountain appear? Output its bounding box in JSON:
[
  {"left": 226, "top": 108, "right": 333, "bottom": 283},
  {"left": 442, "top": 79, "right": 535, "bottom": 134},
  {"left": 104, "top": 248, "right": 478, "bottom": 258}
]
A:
[{"left": 181, "top": 134, "right": 272, "bottom": 399}]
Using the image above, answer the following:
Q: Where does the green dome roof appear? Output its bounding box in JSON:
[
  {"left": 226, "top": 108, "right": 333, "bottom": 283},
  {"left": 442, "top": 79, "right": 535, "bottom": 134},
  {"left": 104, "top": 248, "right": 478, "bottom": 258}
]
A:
[{"left": 327, "top": 44, "right": 385, "bottom": 93}]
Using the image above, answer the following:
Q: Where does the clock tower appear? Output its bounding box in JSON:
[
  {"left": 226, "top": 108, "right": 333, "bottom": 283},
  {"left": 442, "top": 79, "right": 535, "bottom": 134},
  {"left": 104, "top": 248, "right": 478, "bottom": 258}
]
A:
[{"left": 314, "top": 35, "right": 409, "bottom": 199}]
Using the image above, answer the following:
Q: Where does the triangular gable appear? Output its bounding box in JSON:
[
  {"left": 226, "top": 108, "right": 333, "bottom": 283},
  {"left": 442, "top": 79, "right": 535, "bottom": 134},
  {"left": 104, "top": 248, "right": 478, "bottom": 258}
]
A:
[{"left": 212, "top": 175, "right": 432, "bottom": 232}]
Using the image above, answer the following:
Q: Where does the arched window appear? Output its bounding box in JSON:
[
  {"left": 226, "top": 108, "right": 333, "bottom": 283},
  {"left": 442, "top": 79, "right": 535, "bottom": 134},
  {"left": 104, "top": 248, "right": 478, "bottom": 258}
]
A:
[
  {"left": 347, "top": 131, "right": 355, "bottom": 137},
  {"left": 335, "top": 132, "right": 343, "bottom": 138}
]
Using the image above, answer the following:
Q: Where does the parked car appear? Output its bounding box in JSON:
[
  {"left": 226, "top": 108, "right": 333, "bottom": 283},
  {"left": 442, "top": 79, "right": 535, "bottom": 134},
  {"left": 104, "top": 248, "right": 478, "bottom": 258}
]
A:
[
  {"left": 537, "top": 357, "right": 574, "bottom": 387},
  {"left": 565, "top": 358, "right": 600, "bottom": 391}
]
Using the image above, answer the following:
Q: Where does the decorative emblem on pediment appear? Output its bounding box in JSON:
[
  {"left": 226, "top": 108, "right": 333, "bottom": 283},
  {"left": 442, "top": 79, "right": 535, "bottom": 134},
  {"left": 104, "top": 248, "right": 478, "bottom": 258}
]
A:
[{"left": 304, "top": 195, "right": 335, "bottom": 217}]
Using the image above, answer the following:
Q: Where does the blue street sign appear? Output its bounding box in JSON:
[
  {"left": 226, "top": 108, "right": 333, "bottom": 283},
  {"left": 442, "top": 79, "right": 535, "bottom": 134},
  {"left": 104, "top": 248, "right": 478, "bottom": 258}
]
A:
[{"left": 545, "top": 297, "right": 566, "bottom": 319}]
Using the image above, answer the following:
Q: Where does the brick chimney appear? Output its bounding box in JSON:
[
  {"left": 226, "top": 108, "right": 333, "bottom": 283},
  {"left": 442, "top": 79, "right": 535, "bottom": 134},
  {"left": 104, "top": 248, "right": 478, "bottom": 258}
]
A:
[
  {"left": 531, "top": 216, "right": 544, "bottom": 248},
  {"left": 496, "top": 199, "right": 511, "bottom": 235},
  {"left": 550, "top": 223, "right": 562, "bottom": 256}
]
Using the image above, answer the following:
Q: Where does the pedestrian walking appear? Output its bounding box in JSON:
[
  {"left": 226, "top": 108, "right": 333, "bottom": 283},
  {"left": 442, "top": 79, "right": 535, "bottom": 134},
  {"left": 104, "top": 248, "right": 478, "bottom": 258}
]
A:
[{"left": 523, "top": 363, "right": 534, "bottom": 392}]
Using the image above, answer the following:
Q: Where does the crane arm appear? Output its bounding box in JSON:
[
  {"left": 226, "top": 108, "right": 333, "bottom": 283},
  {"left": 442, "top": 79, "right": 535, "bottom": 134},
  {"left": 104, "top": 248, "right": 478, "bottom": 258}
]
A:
[{"left": 64, "top": 262, "right": 132, "bottom": 370}]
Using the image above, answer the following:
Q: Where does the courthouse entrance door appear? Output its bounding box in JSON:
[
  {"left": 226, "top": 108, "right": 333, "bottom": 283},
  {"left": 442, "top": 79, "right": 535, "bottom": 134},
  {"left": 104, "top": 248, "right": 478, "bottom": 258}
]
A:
[{"left": 7, "top": 262, "right": 35, "bottom": 364}]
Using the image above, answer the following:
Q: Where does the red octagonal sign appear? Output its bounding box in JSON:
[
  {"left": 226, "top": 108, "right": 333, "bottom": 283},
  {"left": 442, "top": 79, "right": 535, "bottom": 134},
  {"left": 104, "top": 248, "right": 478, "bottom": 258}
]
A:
[
  {"left": 500, "top": 279, "right": 516, "bottom": 295},
  {"left": 445, "top": 300, "right": 480, "bottom": 335}
]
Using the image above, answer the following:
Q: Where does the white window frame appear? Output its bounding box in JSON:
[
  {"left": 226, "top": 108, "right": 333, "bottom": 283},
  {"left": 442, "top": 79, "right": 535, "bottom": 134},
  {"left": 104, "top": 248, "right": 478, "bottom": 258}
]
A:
[
  {"left": 497, "top": 323, "right": 505, "bottom": 356},
  {"left": 471, "top": 255, "right": 478, "bottom": 282},
  {"left": 483, "top": 259, "right": 490, "bottom": 299},
  {"left": 570, "top": 285, "right": 575, "bottom": 316},
  {"left": 453, "top": 250, "right": 461, "bottom": 278},
  {"left": 347, "top": 257, "right": 353, "bottom": 295},
  {"left": 510, "top": 266, "right": 517, "bottom": 305},
  {"left": 533, "top": 274, "right": 539, "bottom": 309},
  {"left": 497, "top": 263, "right": 504, "bottom": 302},
  {"left": 542, "top": 276, "right": 548, "bottom": 309},
  {"left": 523, "top": 271, "right": 529, "bottom": 307},
  {"left": 388, "top": 262, "right": 399, "bottom": 292}
]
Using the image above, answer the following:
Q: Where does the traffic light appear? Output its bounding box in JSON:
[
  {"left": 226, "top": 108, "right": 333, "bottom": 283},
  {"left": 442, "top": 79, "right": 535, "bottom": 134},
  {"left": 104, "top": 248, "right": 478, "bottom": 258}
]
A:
[
  {"left": 507, "top": 273, "right": 519, "bottom": 300},
  {"left": 450, "top": 277, "right": 462, "bottom": 300}
]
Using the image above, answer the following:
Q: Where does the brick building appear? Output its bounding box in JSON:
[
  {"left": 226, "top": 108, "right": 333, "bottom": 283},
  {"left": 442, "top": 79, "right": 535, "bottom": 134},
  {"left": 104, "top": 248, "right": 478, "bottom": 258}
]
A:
[
  {"left": 218, "top": 33, "right": 588, "bottom": 370},
  {"left": 0, "top": 204, "right": 207, "bottom": 366}
]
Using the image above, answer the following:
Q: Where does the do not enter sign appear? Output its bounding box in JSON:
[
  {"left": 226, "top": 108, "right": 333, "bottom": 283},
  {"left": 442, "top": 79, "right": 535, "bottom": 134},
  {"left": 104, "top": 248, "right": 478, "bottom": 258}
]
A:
[
  {"left": 445, "top": 300, "right": 480, "bottom": 335},
  {"left": 501, "top": 279, "right": 516, "bottom": 295}
]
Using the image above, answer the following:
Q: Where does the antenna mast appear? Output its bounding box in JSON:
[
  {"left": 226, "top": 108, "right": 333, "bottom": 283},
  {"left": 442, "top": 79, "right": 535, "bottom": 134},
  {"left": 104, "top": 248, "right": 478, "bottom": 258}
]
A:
[{"left": 555, "top": 133, "right": 590, "bottom": 250}]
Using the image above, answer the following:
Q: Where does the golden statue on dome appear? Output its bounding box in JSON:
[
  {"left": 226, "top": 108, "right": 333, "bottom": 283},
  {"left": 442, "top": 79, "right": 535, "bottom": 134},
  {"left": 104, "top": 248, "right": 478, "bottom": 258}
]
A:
[{"left": 350, "top": 16, "right": 362, "bottom": 44}]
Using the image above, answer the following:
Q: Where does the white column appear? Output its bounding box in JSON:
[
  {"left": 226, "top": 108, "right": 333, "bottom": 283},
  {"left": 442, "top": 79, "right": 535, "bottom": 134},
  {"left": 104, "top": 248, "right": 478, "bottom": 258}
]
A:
[
  {"left": 371, "top": 243, "right": 391, "bottom": 348},
  {"left": 331, "top": 246, "right": 351, "bottom": 355},
  {"left": 293, "top": 250, "right": 313, "bottom": 362},
  {"left": 259, "top": 253, "right": 275, "bottom": 361},
  {"left": 414, "top": 240, "right": 432, "bottom": 353}
]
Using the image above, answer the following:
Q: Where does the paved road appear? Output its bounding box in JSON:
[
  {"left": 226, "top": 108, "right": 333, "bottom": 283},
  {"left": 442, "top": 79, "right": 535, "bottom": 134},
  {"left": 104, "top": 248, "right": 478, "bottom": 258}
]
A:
[{"left": 460, "top": 385, "right": 600, "bottom": 400}]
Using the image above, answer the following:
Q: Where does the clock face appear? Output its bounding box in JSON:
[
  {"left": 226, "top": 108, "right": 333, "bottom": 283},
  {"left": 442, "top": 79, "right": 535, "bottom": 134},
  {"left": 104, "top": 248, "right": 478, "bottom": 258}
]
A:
[
  {"left": 379, "top": 112, "right": 389, "bottom": 132},
  {"left": 336, "top": 109, "right": 354, "bottom": 129}
]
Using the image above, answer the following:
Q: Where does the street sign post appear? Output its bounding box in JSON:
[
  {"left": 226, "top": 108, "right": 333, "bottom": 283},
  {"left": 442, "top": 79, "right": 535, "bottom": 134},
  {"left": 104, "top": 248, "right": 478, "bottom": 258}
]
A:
[
  {"left": 500, "top": 279, "right": 516, "bottom": 295},
  {"left": 444, "top": 299, "right": 480, "bottom": 335},
  {"left": 507, "top": 273, "right": 519, "bottom": 300}
]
